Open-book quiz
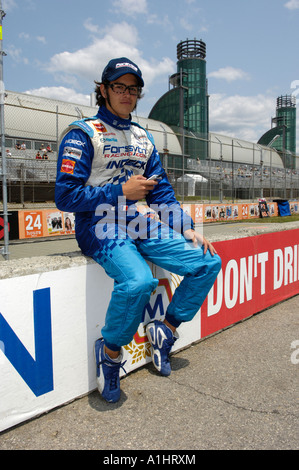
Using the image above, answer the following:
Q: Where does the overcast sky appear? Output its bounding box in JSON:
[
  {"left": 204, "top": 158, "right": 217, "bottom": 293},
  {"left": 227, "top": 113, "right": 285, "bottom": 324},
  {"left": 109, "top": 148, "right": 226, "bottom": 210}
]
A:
[{"left": 2, "top": 0, "right": 299, "bottom": 150}]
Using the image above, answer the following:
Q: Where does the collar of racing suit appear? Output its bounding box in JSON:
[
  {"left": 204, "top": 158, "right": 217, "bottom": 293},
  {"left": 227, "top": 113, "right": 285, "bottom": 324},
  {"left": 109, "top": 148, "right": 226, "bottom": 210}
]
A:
[{"left": 96, "top": 105, "right": 131, "bottom": 131}]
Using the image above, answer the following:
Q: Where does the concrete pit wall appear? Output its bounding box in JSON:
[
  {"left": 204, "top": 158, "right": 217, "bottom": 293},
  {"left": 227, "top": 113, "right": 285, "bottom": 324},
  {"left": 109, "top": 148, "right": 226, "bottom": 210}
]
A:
[{"left": 1, "top": 222, "right": 299, "bottom": 432}]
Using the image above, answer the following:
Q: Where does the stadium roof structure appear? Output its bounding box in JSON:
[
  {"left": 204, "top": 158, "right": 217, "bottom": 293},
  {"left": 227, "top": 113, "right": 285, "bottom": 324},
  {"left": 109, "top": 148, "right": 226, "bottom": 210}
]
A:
[
  {"left": 4, "top": 90, "right": 284, "bottom": 168},
  {"left": 4, "top": 90, "right": 182, "bottom": 157},
  {"left": 209, "top": 132, "right": 284, "bottom": 168}
]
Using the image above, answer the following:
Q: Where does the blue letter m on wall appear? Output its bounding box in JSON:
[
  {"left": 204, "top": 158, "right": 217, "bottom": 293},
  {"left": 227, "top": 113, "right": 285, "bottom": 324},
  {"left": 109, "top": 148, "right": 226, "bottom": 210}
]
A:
[{"left": 0, "top": 288, "right": 54, "bottom": 397}]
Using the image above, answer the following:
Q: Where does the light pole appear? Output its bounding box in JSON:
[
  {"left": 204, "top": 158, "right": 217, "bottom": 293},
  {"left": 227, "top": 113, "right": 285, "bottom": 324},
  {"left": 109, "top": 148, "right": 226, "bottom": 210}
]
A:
[
  {"left": 266, "top": 134, "right": 280, "bottom": 200},
  {"left": 170, "top": 69, "right": 188, "bottom": 203},
  {"left": 256, "top": 144, "right": 263, "bottom": 198},
  {"left": 214, "top": 135, "right": 223, "bottom": 203}
]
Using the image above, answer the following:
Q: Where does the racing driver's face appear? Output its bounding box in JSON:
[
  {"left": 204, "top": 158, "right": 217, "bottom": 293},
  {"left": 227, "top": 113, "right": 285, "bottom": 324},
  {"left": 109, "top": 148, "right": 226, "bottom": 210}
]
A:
[{"left": 101, "top": 74, "right": 139, "bottom": 119}]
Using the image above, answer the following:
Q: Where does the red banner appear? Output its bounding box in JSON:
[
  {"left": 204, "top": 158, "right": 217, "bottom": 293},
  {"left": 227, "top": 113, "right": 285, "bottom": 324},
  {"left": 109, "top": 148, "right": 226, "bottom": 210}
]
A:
[{"left": 201, "top": 229, "right": 299, "bottom": 338}]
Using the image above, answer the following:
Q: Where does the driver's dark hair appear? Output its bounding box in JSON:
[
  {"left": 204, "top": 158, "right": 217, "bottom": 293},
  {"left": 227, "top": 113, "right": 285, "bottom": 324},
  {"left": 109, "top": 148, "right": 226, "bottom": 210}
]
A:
[{"left": 94, "top": 80, "right": 109, "bottom": 107}]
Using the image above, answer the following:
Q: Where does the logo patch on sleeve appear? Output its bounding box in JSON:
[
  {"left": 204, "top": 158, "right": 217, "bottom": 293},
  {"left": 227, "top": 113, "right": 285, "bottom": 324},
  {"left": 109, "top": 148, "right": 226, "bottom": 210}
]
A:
[
  {"left": 62, "top": 146, "right": 82, "bottom": 160},
  {"left": 60, "top": 159, "right": 76, "bottom": 174}
]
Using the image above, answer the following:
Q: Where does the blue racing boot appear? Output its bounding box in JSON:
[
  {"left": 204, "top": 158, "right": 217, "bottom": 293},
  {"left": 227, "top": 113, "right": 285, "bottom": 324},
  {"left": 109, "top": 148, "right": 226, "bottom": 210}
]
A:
[
  {"left": 94, "top": 338, "right": 126, "bottom": 403},
  {"left": 146, "top": 320, "right": 178, "bottom": 376}
]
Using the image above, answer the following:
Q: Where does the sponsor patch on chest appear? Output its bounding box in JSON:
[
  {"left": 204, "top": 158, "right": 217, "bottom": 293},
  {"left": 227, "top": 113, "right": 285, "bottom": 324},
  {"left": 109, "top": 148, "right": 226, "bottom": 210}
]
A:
[{"left": 103, "top": 144, "right": 147, "bottom": 159}]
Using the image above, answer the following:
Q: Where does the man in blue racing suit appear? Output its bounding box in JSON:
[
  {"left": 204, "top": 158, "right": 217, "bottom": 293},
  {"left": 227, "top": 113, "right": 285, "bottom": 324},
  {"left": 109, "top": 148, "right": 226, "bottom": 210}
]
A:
[{"left": 55, "top": 57, "right": 221, "bottom": 403}]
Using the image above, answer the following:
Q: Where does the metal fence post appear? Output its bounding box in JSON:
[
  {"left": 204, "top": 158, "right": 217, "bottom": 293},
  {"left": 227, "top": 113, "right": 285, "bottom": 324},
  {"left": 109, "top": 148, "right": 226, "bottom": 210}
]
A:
[{"left": 0, "top": 1, "right": 9, "bottom": 260}]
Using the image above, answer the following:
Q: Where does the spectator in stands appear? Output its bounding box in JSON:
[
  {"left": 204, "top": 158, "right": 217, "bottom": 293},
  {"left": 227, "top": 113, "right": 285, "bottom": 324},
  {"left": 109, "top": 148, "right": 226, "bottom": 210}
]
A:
[
  {"left": 21, "top": 142, "right": 26, "bottom": 150},
  {"left": 46, "top": 144, "right": 52, "bottom": 153},
  {"left": 42, "top": 153, "right": 48, "bottom": 160},
  {"left": 55, "top": 57, "right": 221, "bottom": 404},
  {"left": 40, "top": 144, "right": 48, "bottom": 158},
  {"left": 36, "top": 151, "right": 42, "bottom": 160},
  {"left": 39, "top": 143, "right": 46, "bottom": 155},
  {"left": 15, "top": 142, "right": 21, "bottom": 150},
  {"left": 6, "top": 149, "right": 11, "bottom": 157}
]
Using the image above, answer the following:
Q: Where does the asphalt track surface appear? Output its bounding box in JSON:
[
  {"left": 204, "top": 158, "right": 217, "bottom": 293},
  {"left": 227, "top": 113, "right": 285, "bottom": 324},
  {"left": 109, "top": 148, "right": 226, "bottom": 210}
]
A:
[{"left": 0, "top": 222, "right": 298, "bottom": 450}]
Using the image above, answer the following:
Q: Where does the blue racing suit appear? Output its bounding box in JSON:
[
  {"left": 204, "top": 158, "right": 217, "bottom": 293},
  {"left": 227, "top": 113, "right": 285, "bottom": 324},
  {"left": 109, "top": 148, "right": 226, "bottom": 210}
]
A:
[{"left": 55, "top": 106, "right": 221, "bottom": 351}]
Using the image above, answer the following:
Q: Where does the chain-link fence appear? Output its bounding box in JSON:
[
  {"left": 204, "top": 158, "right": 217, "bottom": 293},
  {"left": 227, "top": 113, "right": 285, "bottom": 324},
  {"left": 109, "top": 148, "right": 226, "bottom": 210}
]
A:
[
  {"left": 160, "top": 128, "right": 299, "bottom": 202},
  {"left": 1, "top": 91, "right": 298, "bottom": 205},
  {"left": 1, "top": 91, "right": 95, "bottom": 205},
  {"left": 161, "top": 153, "right": 299, "bottom": 202},
  {"left": 2, "top": 147, "right": 298, "bottom": 205}
]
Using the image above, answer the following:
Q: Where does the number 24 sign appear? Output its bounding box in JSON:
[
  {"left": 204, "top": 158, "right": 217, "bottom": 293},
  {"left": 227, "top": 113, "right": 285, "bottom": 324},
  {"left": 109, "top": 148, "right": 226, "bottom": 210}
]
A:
[{"left": 22, "top": 211, "right": 43, "bottom": 238}]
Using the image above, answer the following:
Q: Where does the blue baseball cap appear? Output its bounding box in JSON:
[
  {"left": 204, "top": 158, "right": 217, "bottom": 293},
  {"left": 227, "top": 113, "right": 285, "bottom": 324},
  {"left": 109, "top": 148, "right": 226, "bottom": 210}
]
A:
[{"left": 101, "top": 57, "right": 144, "bottom": 87}]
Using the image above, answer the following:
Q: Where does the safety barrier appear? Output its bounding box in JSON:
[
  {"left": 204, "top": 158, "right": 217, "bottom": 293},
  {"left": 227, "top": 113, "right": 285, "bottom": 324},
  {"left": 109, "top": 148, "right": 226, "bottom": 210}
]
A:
[{"left": 1, "top": 227, "right": 299, "bottom": 431}]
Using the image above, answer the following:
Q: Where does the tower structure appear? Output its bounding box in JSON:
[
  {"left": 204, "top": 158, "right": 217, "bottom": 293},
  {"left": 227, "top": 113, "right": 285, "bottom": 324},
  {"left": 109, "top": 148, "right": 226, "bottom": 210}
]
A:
[
  {"left": 258, "top": 94, "right": 296, "bottom": 169},
  {"left": 149, "top": 38, "right": 209, "bottom": 161}
]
